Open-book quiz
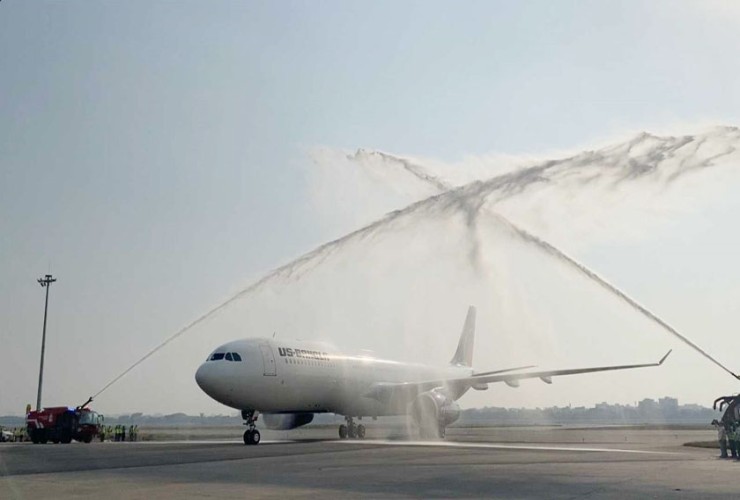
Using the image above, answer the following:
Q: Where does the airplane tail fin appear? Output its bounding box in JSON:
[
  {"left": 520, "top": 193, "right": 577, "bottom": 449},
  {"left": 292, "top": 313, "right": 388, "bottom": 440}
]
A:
[{"left": 450, "top": 306, "right": 476, "bottom": 367}]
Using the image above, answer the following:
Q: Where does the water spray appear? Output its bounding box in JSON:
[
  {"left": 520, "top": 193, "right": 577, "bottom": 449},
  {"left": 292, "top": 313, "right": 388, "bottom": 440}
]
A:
[
  {"left": 371, "top": 150, "right": 740, "bottom": 380},
  {"left": 91, "top": 216, "right": 406, "bottom": 399},
  {"left": 92, "top": 135, "right": 739, "bottom": 399}
]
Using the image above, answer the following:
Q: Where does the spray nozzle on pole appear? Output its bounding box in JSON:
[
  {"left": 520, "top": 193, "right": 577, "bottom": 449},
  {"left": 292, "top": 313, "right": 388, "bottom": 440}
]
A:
[{"left": 77, "top": 397, "right": 93, "bottom": 410}]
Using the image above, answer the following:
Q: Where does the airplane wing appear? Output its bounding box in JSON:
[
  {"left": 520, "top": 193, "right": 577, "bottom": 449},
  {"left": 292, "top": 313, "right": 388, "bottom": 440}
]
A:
[
  {"left": 472, "top": 365, "right": 536, "bottom": 377},
  {"left": 364, "top": 350, "right": 672, "bottom": 402}
]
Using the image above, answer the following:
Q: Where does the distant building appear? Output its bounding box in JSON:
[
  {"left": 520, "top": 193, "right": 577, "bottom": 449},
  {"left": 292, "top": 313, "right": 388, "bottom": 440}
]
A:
[
  {"left": 659, "top": 397, "right": 679, "bottom": 411},
  {"left": 638, "top": 398, "right": 659, "bottom": 413}
]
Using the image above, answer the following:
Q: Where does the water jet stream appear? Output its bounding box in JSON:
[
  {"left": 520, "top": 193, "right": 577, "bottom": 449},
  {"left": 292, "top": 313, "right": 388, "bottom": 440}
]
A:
[
  {"left": 378, "top": 153, "right": 739, "bottom": 380},
  {"left": 92, "top": 136, "right": 740, "bottom": 400}
]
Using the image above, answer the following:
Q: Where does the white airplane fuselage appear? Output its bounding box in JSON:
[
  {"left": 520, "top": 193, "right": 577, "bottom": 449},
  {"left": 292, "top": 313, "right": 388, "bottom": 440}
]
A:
[
  {"left": 195, "top": 338, "right": 472, "bottom": 417},
  {"left": 195, "top": 307, "right": 669, "bottom": 445}
]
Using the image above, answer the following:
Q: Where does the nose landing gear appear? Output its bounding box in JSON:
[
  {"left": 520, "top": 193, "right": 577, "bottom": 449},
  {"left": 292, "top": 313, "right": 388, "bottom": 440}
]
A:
[
  {"left": 244, "top": 429, "right": 261, "bottom": 445},
  {"left": 338, "top": 416, "right": 366, "bottom": 440},
  {"left": 242, "top": 410, "right": 261, "bottom": 445}
]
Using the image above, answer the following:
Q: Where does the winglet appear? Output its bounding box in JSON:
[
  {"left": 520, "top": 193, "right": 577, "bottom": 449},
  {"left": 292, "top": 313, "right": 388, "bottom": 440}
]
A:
[{"left": 658, "top": 350, "right": 672, "bottom": 365}]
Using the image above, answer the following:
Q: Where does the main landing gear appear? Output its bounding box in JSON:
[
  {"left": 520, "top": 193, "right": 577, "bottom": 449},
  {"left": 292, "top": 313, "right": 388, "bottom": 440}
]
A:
[
  {"left": 242, "top": 410, "right": 261, "bottom": 445},
  {"left": 338, "top": 416, "right": 366, "bottom": 440}
]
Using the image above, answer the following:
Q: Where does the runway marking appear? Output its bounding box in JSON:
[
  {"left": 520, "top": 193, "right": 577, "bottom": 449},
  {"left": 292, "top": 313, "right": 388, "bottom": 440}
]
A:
[
  {"left": 130, "top": 440, "right": 294, "bottom": 445},
  {"left": 332, "top": 439, "right": 681, "bottom": 455},
  {"left": 47, "top": 439, "right": 682, "bottom": 456}
]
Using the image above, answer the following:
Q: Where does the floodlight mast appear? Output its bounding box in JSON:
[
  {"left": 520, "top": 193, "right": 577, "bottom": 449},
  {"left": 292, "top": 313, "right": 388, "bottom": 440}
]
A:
[{"left": 36, "top": 274, "right": 57, "bottom": 411}]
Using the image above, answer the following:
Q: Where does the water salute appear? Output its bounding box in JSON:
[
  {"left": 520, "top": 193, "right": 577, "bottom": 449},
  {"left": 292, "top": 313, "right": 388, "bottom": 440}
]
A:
[{"left": 2, "top": 1, "right": 740, "bottom": 499}]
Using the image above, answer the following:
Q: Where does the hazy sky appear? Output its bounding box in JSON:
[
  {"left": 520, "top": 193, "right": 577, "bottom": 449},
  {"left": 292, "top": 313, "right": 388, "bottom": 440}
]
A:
[{"left": 3, "top": 1, "right": 740, "bottom": 416}]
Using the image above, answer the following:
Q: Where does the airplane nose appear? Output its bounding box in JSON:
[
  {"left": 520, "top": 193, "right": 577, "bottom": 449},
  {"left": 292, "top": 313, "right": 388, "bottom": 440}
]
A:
[
  {"left": 195, "top": 363, "right": 211, "bottom": 393},
  {"left": 195, "top": 360, "right": 233, "bottom": 406}
]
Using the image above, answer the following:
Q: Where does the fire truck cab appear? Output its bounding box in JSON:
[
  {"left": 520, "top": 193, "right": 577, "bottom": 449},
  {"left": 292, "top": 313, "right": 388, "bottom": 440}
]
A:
[{"left": 26, "top": 406, "right": 103, "bottom": 444}]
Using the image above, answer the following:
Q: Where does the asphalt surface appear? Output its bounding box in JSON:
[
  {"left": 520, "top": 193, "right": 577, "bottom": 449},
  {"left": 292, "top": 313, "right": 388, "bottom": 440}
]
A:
[{"left": 1, "top": 427, "right": 737, "bottom": 499}]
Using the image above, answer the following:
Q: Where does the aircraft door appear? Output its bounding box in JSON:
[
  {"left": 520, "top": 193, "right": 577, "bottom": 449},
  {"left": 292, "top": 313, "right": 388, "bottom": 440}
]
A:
[{"left": 259, "top": 344, "right": 277, "bottom": 376}]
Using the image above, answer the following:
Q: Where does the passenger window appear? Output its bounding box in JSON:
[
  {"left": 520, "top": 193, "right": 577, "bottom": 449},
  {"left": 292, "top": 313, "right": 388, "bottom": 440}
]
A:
[
  {"left": 210, "top": 353, "right": 225, "bottom": 361},
  {"left": 225, "top": 353, "right": 233, "bottom": 361},
  {"left": 232, "top": 353, "right": 242, "bottom": 362}
]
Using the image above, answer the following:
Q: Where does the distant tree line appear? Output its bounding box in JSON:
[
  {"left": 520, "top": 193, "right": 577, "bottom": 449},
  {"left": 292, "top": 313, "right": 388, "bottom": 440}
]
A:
[
  {"left": 0, "top": 397, "right": 722, "bottom": 427},
  {"left": 458, "top": 397, "right": 721, "bottom": 426}
]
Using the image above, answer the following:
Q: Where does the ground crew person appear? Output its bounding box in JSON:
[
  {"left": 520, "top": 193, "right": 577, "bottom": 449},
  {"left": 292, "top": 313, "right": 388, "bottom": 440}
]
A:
[
  {"left": 114, "top": 425, "right": 120, "bottom": 442},
  {"left": 713, "top": 420, "right": 728, "bottom": 458},
  {"left": 129, "top": 425, "right": 134, "bottom": 442},
  {"left": 727, "top": 421, "right": 737, "bottom": 458},
  {"left": 121, "top": 425, "right": 126, "bottom": 442}
]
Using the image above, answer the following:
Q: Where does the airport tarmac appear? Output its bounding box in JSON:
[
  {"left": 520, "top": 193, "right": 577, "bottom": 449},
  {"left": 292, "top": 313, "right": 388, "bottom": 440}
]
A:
[{"left": 1, "top": 426, "right": 737, "bottom": 499}]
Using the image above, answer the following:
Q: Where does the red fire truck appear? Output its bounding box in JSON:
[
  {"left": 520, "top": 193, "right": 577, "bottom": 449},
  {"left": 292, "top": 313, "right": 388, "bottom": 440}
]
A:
[{"left": 26, "top": 400, "right": 103, "bottom": 444}]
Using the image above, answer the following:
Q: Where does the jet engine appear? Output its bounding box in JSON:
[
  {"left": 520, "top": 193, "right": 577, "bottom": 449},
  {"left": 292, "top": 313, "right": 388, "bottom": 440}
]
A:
[
  {"left": 410, "top": 389, "right": 460, "bottom": 438},
  {"left": 261, "top": 413, "right": 314, "bottom": 430}
]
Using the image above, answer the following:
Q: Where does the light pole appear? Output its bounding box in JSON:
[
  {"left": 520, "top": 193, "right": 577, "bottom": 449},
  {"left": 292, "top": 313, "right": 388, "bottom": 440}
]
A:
[{"left": 36, "top": 274, "right": 56, "bottom": 411}]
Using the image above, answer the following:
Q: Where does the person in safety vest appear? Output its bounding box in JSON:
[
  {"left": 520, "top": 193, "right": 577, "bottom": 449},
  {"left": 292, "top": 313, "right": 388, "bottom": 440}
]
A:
[
  {"left": 727, "top": 421, "right": 737, "bottom": 458},
  {"left": 713, "top": 420, "right": 728, "bottom": 458}
]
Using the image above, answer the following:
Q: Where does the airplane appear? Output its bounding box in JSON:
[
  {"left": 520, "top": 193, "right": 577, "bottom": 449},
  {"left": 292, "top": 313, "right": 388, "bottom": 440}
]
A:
[{"left": 195, "top": 306, "right": 671, "bottom": 445}]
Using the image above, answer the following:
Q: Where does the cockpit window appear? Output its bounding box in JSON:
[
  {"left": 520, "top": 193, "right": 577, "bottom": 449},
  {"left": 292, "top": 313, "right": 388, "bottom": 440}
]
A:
[{"left": 208, "top": 351, "right": 242, "bottom": 361}]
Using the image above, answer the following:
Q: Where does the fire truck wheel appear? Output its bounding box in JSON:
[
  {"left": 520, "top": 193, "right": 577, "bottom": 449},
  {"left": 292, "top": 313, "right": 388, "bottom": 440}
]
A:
[
  {"left": 83, "top": 435, "right": 92, "bottom": 443},
  {"left": 39, "top": 433, "right": 48, "bottom": 444}
]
